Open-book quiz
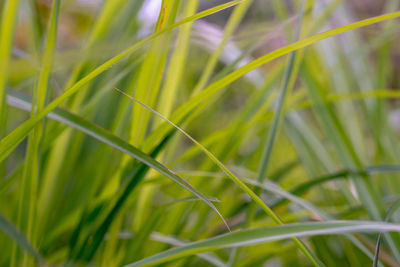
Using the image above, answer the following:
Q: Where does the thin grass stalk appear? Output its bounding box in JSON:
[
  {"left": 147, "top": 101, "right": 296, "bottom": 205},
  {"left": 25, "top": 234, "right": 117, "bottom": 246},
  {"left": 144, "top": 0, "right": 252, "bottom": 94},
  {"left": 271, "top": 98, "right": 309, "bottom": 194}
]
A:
[
  {"left": 11, "top": 1, "right": 60, "bottom": 266},
  {"left": 191, "top": 0, "right": 253, "bottom": 96},
  {"left": 0, "top": 0, "right": 21, "bottom": 180}
]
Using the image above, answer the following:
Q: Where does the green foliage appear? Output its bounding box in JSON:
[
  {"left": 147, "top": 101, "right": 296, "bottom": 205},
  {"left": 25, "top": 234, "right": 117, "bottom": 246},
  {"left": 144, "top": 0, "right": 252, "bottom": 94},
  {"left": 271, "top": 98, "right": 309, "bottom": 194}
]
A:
[{"left": 1, "top": 0, "right": 400, "bottom": 266}]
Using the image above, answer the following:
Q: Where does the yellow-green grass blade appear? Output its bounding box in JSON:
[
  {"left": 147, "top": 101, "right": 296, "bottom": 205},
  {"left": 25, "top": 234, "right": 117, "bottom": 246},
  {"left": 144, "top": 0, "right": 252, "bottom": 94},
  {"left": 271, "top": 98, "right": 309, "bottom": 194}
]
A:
[
  {"left": 0, "top": 0, "right": 21, "bottom": 183},
  {"left": 133, "top": 1, "right": 200, "bottom": 255},
  {"left": 0, "top": 0, "right": 20, "bottom": 138},
  {"left": 37, "top": 0, "right": 144, "bottom": 235},
  {"left": 158, "top": 0, "right": 199, "bottom": 117},
  {"left": 126, "top": 0, "right": 181, "bottom": 236},
  {"left": 12, "top": 1, "right": 60, "bottom": 265},
  {"left": 125, "top": 221, "right": 400, "bottom": 267},
  {"left": 191, "top": 0, "right": 253, "bottom": 95},
  {"left": 129, "top": 0, "right": 180, "bottom": 146}
]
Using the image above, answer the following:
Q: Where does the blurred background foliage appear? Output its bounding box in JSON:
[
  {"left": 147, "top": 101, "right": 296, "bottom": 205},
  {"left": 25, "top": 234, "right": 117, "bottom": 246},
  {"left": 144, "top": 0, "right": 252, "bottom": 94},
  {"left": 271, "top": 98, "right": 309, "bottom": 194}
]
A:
[{"left": 1, "top": 0, "right": 400, "bottom": 266}]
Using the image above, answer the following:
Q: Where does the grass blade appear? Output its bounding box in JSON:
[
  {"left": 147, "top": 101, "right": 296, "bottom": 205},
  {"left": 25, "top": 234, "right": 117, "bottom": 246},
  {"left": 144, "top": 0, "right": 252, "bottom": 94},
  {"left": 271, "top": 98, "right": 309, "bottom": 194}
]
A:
[
  {"left": 125, "top": 221, "right": 400, "bottom": 267},
  {"left": 0, "top": 0, "right": 20, "bottom": 138},
  {"left": 11, "top": 1, "right": 60, "bottom": 265},
  {"left": 0, "top": 213, "right": 41, "bottom": 261}
]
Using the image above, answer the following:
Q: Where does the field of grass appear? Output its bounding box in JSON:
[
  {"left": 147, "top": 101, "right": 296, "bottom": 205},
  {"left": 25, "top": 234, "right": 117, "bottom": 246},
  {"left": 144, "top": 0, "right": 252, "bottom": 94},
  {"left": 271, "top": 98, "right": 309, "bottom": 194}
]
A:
[{"left": 1, "top": 0, "right": 400, "bottom": 266}]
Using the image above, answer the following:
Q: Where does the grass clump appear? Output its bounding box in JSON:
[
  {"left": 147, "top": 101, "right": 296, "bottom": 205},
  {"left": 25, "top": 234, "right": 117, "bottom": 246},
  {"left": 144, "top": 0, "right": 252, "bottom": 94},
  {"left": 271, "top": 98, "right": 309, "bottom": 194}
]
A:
[{"left": 1, "top": 0, "right": 400, "bottom": 266}]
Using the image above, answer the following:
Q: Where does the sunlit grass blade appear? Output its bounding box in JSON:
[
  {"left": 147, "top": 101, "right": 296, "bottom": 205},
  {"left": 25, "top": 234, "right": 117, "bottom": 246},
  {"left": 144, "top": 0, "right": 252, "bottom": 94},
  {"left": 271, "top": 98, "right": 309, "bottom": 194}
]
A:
[
  {"left": 12, "top": 1, "right": 60, "bottom": 265},
  {"left": 0, "top": 0, "right": 21, "bottom": 138}
]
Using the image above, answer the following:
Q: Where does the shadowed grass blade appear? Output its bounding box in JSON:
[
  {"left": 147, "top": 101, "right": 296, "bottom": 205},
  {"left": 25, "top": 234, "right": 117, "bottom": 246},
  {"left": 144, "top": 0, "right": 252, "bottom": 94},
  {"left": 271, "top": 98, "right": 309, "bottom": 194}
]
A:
[{"left": 0, "top": 213, "right": 41, "bottom": 261}]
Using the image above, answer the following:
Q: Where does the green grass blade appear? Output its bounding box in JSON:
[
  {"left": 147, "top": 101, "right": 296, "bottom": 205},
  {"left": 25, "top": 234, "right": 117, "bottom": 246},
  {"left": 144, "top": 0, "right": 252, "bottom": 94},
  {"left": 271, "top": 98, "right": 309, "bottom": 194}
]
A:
[
  {"left": 150, "top": 232, "right": 228, "bottom": 267},
  {"left": 125, "top": 221, "right": 400, "bottom": 267},
  {"left": 11, "top": 1, "right": 60, "bottom": 264},
  {"left": 0, "top": 0, "right": 20, "bottom": 138}
]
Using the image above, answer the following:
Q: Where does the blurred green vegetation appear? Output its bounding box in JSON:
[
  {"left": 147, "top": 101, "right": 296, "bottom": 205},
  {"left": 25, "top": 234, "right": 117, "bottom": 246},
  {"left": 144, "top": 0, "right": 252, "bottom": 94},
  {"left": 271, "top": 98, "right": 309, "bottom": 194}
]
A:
[{"left": 1, "top": 0, "right": 400, "bottom": 266}]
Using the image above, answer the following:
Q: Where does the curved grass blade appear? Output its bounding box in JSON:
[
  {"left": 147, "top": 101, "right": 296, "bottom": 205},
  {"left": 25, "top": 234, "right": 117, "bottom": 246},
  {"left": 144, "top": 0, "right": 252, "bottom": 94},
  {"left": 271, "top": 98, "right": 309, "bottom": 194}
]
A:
[
  {"left": 5, "top": 89, "right": 228, "bottom": 234},
  {"left": 73, "top": 132, "right": 173, "bottom": 261},
  {"left": 178, "top": 169, "right": 384, "bottom": 265},
  {"left": 125, "top": 221, "right": 400, "bottom": 267},
  {"left": 0, "top": 0, "right": 244, "bottom": 163},
  {"left": 113, "top": 88, "right": 319, "bottom": 263}
]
